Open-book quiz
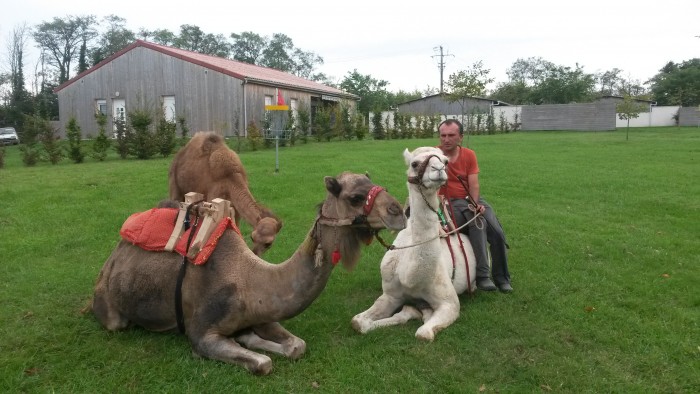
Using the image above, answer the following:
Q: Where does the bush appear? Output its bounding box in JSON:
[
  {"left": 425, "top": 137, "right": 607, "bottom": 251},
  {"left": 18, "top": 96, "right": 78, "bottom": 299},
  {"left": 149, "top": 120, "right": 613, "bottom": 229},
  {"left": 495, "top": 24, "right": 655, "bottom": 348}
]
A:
[
  {"left": 371, "top": 109, "right": 385, "bottom": 140},
  {"left": 128, "top": 109, "right": 155, "bottom": 159},
  {"left": 113, "top": 117, "right": 129, "bottom": 159},
  {"left": 91, "top": 113, "right": 111, "bottom": 161},
  {"left": 155, "top": 115, "right": 177, "bottom": 157},
  {"left": 65, "top": 117, "right": 84, "bottom": 163},
  {"left": 246, "top": 121, "right": 263, "bottom": 151}
]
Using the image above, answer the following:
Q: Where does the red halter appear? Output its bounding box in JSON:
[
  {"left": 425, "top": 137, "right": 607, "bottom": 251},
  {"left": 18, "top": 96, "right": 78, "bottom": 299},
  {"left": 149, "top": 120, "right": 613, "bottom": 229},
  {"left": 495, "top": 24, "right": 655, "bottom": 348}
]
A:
[{"left": 364, "top": 185, "right": 385, "bottom": 216}]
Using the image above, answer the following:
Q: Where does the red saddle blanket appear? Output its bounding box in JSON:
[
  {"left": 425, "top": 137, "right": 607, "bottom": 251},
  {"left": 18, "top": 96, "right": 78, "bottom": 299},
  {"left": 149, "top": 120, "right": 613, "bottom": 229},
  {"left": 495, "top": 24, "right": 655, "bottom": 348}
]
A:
[{"left": 119, "top": 208, "right": 241, "bottom": 265}]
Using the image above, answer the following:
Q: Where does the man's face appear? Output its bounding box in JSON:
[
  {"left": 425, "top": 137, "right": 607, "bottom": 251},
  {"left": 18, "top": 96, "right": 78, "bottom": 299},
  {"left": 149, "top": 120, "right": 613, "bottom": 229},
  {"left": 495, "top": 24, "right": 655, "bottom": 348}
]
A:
[{"left": 439, "top": 123, "right": 463, "bottom": 151}]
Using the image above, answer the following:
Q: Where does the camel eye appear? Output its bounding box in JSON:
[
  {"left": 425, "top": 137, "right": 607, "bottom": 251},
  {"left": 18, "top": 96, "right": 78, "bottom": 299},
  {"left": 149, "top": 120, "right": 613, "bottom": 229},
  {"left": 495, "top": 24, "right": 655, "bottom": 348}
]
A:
[
  {"left": 411, "top": 161, "right": 419, "bottom": 168},
  {"left": 350, "top": 194, "right": 365, "bottom": 206}
]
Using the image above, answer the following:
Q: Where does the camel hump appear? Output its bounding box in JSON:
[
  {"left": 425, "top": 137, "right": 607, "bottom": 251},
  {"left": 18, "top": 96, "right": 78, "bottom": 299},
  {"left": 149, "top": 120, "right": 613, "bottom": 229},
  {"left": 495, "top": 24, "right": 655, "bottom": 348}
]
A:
[{"left": 209, "top": 146, "right": 246, "bottom": 180}]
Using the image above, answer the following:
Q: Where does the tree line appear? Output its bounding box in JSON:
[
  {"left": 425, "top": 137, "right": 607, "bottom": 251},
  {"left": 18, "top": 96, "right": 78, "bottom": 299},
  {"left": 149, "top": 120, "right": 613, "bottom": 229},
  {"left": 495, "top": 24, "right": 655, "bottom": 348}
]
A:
[{"left": 1, "top": 14, "right": 698, "bottom": 136}]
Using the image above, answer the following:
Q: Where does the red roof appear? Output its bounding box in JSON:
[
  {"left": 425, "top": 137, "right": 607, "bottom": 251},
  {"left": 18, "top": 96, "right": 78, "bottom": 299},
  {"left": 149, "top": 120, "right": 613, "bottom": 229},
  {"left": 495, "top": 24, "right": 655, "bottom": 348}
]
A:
[{"left": 55, "top": 40, "right": 357, "bottom": 99}]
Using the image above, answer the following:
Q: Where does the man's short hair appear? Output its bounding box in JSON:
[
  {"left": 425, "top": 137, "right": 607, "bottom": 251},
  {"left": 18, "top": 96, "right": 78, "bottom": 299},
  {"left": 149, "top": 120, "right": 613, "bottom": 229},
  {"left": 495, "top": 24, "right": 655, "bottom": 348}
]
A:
[{"left": 438, "top": 118, "right": 464, "bottom": 135}]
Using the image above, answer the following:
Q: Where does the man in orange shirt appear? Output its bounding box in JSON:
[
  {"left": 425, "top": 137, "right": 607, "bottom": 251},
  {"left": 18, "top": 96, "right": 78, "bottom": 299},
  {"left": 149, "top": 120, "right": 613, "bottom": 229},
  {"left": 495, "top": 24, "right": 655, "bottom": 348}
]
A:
[{"left": 437, "top": 119, "right": 512, "bottom": 293}]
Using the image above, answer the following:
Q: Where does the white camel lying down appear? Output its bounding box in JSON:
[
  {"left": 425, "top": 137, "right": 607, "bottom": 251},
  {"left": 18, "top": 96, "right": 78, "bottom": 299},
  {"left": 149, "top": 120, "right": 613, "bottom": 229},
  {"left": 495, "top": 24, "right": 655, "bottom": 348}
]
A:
[{"left": 352, "top": 147, "right": 477, "bottom": 341}]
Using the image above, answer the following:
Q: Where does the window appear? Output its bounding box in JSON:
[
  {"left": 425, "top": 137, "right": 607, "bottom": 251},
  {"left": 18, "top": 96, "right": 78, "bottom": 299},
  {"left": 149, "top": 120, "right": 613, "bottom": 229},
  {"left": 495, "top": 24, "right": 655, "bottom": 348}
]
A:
[
  {"left": 96, "top": 99, "right": 107, "bottom": 115},
  {"left": 264, "top": 95, "right": 273, "bottom": 106},
  {"left": 162, "top": 96, "right": 176, "bottom": 122}
]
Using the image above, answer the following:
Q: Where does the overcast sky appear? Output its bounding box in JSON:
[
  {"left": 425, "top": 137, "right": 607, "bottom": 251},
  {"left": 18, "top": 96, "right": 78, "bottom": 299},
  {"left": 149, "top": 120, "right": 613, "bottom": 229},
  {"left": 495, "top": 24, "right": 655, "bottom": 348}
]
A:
[{"left": 1, "top": 0, "right": 698, "bottom": 93}]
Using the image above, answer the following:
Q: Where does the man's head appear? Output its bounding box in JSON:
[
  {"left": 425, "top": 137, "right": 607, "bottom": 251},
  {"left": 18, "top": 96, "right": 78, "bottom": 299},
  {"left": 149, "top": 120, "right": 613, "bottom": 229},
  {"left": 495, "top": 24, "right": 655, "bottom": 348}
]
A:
[{"left": 438, "top": 119, "right": 464, "bottom": 154}]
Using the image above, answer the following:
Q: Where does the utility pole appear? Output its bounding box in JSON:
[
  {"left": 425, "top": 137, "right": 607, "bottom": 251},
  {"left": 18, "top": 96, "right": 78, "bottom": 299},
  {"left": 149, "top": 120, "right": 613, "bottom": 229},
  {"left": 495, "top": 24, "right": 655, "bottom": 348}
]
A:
[{"left": 432, "top": 46, "right": 453, "bottom": 94}]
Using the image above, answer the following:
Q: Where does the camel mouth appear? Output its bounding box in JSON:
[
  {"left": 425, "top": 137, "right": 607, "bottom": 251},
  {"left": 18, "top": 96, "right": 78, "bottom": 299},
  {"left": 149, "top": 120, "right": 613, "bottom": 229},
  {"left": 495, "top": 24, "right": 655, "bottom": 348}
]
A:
[{"left": 354, "top": 227, "right": 375, "bottom": 245}]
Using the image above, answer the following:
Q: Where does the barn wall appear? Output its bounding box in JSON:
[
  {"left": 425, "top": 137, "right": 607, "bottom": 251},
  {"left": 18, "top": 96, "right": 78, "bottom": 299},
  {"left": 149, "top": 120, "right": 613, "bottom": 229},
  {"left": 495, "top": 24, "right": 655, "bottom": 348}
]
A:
[{"left": 57, "top": 47, "right": 357, "bottom": 138}]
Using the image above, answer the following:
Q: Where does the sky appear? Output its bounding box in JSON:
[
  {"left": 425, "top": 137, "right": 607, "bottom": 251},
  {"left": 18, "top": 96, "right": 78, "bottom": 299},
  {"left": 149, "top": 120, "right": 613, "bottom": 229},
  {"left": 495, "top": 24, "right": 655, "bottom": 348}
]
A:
[{"left": 1, "top": 0, "right": 698, "bottom": 93}]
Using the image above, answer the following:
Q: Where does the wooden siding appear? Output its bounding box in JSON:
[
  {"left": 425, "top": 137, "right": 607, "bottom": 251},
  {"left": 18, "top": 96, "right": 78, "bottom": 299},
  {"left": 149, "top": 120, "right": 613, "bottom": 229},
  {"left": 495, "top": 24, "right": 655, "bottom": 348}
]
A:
[
  {"left": 56, "top": 46, "right": 355, "bottom": 138},
  {"left": 397, "top": 95, "right": 494, "bottom": 116}
]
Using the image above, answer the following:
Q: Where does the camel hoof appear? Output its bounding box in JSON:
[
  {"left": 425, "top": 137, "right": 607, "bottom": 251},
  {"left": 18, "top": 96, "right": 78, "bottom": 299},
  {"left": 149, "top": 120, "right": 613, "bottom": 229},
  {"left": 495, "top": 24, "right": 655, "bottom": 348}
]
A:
[
  {"left": 415, "top": 326, "right": 435, "bottom": 342},
  {"left": 286, "top": 339, "right": 307, "bottom": 360},
  {"left": 350, "top": 316, "right": 369, "bottom": 334},
  {"left": 250, "top": 357, "right": 273, "bottom": 375}
]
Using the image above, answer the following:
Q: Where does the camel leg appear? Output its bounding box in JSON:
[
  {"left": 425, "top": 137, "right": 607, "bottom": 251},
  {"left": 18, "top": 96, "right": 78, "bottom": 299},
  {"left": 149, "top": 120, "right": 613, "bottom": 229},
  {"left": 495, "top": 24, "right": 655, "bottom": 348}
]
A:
[
  {"left": 351, "top": 294, "right": 412, "bottom": 334},
  {"left": 414, "top": 300, "right": 460, "bottom": 342},
  {"left": 190, "top": 333, "right": 272, "bottom": 375},
  {"left": 235, "top": 322, "right": 306, "bottom": 360}
]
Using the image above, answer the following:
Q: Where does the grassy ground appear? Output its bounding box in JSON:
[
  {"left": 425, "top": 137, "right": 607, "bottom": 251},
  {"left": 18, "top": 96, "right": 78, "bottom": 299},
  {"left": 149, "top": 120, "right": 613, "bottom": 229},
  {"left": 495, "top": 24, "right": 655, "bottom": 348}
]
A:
[{"left": 0, "top": 127, "right": 698, "bottom": 393}]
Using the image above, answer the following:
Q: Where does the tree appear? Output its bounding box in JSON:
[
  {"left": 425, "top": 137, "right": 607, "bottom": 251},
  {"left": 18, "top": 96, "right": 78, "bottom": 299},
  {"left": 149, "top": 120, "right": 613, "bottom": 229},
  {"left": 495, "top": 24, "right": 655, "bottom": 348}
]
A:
[
  {"left": 230, "top": 31, "right": 266, "bottom": 64},
  {"left": 529, "top": 63, "right": 596, "bottom": 104},
  {"left": 4, "top": 24, "right": 33, "bottom": 132},
  {"left": 173, "top": 25, "right": 230, "bottom": 57},
  {"left": 90, "top": 15, "right": 136, "bottom": 66},
  {"left": 597, "top": 68, "right": 623, "bottom": 96},
  {"left": 33, "top": 15, "right": 98, "bottom": 83},
  {"left": 65, "top": 116, "right": 84, "bottom": 163},
  {"left": 138, "top": 28, "right": 176, "bottom": 46},
  {"left": 492, "top": 57, "right": 596, "bottom": 104},
  {"left": 649, "top": 59, "right": 700, "bottom": 106},
  {"left": 616, "top": 95, "right": 647, "bottom": 141},
  {"left": 260, "top": 33, "right": 295, "bottom": 72},
  {"left": 445, "top": 61, "right": 494, "bottom": 139},
  {"left": 339, "top": 70, "right": 390, "bottom": 119}
]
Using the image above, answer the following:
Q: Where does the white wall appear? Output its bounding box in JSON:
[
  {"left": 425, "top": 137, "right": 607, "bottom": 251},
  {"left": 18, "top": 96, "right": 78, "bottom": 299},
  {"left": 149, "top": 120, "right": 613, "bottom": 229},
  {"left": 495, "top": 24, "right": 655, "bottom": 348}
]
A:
[{"left": 615, "top": 105, "right": 679, "bottom": 128}]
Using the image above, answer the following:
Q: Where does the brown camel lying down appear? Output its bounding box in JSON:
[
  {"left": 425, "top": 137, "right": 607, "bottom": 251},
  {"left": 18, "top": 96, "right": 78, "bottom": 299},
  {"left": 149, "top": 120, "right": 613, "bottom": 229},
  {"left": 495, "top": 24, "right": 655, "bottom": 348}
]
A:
[
  {"left": 92, "top": 172, "right": 406, "bottom": 375},
  {"left": 169, "top": 131, "right": 282, "bottom": 255}
]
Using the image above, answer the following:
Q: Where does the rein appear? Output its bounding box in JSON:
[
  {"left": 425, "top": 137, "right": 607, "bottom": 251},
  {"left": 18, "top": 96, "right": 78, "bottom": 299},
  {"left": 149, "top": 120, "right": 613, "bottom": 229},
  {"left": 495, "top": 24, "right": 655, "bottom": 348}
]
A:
[{"left": 383, "top": 211, "right": 482, "bottom": 251}]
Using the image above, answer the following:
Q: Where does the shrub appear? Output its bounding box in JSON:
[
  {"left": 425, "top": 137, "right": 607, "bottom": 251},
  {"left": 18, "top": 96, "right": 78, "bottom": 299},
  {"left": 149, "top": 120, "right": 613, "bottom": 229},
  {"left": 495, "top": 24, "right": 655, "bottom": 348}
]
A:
[
  {"left": 353, "top": 113, "right": 368, "bottom": 140},
  {"left": 39, "top": 126, "right": 63, "bottom": 165},
  {"left": 296, "top": 104, "right": 311, "bottom": 144},
  {"left": 91, "top": 113, "right": 111, "bottom": 161},
  {"left": 246, "top": 121, "right": 263, "bottom": 151},
  {"left": 371, "top": 110, "right": 385, "bottom": 140},
  {"left": 155, "top": 115, "right": 177, "bottom": 157},
  {"left": 65, "top": 117, "right": 84, "bottom": 163},
  {"left": 113, "top": 117, "right": 129, "bottom": 159},
  {"left": 128, "top": 109, "right": 155, "bottom": 159}
]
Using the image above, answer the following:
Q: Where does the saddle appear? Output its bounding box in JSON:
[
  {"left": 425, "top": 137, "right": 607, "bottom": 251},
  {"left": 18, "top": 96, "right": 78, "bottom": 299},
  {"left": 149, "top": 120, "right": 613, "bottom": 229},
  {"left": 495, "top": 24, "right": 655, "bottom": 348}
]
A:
[{"left": 120, "top": 193, "right": 241, "bottom": 265}]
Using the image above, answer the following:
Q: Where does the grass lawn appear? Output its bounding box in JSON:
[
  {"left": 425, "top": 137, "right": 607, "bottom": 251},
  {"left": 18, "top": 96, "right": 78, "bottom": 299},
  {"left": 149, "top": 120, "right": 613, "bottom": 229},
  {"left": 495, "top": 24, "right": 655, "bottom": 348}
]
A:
[{"left": 0, "top": 127, "right": 698, "bottom": 392}]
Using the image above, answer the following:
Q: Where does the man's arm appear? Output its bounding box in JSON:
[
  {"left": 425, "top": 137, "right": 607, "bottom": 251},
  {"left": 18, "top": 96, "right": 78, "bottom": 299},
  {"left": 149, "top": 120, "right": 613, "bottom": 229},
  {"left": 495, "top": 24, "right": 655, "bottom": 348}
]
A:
[{"left": 467, "top": 173, "right": 485, "bottom": 214}]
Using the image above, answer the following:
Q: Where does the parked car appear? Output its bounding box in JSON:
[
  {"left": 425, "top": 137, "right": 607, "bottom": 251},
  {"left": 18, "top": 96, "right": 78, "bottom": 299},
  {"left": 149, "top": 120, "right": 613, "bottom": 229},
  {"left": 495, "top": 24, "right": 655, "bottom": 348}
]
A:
[{"left": 0, "top": 127, "right": 20, "bottom": 145}]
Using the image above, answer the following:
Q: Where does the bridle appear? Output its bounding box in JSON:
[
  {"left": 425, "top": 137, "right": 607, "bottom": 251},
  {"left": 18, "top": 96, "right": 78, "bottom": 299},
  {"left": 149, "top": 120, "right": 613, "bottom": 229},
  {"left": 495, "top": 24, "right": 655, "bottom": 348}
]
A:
[
  {"left": 314, "top": 184, "right": 388, "bottom": 265},
  {"left": 317, "top": 185, "right": 385, "bottom": 227},
  {"left": 407, "top": 154, "right": 444, "bottom": 216}
]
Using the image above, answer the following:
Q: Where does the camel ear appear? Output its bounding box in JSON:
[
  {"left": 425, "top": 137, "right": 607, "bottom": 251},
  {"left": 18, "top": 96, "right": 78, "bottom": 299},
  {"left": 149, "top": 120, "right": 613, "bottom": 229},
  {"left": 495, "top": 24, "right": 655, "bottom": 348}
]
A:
[
  {"left": 324, "top": 176, "right": 342, "bottom": 197},
  {"left": 403, "top": 148, "right": 412, "bottom": 165}
]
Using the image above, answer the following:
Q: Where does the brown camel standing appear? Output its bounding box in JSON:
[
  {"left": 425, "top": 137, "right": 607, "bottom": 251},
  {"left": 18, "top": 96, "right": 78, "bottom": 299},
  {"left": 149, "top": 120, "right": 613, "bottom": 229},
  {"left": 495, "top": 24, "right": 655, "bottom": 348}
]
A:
[
  {"left": 169, "top": 131, "right": 282, "bottom": 255},
  {"left": 92, "top": 172, "right": 406, "bottom": 375}
]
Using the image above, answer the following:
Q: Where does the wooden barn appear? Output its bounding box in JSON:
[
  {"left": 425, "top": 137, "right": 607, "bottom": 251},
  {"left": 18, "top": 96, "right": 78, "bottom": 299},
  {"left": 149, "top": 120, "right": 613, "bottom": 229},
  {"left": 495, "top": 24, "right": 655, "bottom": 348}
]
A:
[
  {"left": 396, "top": 93, "right": 509, "bottom": 115},
  {"left": 54, "top": 40, "right": 359, "bottom": 138}
]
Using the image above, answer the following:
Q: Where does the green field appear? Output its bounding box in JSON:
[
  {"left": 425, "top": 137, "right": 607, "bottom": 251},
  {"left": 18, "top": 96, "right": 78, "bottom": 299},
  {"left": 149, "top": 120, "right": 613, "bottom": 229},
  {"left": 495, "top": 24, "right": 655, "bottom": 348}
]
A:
[{"left": 1, "top": 127, "right": 698, "bottom": 393}]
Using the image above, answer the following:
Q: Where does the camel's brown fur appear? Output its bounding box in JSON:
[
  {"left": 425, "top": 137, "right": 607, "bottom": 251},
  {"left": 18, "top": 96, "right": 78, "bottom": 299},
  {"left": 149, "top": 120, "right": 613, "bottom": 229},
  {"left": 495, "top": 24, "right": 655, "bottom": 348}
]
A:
[
  {"left": 169, "top": 131, "right": 282, "bottom": 255},
  {"left": 92, "top": 172, "right": 406, "bottom": 375}
]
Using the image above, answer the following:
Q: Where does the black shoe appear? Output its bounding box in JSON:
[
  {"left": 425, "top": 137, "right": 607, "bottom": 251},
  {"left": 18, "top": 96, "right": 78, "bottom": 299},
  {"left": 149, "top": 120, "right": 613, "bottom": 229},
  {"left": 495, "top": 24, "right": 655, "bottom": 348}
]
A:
[
  {"left": 497, "top": 282, "right": 513, "bottom": 293},
  {"left": 477, "top": 277, "right": 497, "bottom": 291}
]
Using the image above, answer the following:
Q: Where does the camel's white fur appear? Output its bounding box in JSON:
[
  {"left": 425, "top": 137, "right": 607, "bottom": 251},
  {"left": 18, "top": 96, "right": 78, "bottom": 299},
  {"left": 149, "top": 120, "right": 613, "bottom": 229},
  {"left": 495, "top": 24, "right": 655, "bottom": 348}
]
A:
[{"left": 351, "top": 147, "right": 477, "bottom": 341}]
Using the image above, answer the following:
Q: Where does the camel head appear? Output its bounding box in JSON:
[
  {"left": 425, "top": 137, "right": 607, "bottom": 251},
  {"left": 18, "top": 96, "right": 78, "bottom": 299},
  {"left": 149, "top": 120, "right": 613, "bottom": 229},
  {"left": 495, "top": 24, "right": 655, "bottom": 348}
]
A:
[
  {"left": 251, "top": 215, "right": 283, "bottom": 256},
  {"left": 404, "top": 147, "right": 448, "bottom": 190},
  {"left": 321, "top": 172, "right": 406, "bottom": 256}
]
